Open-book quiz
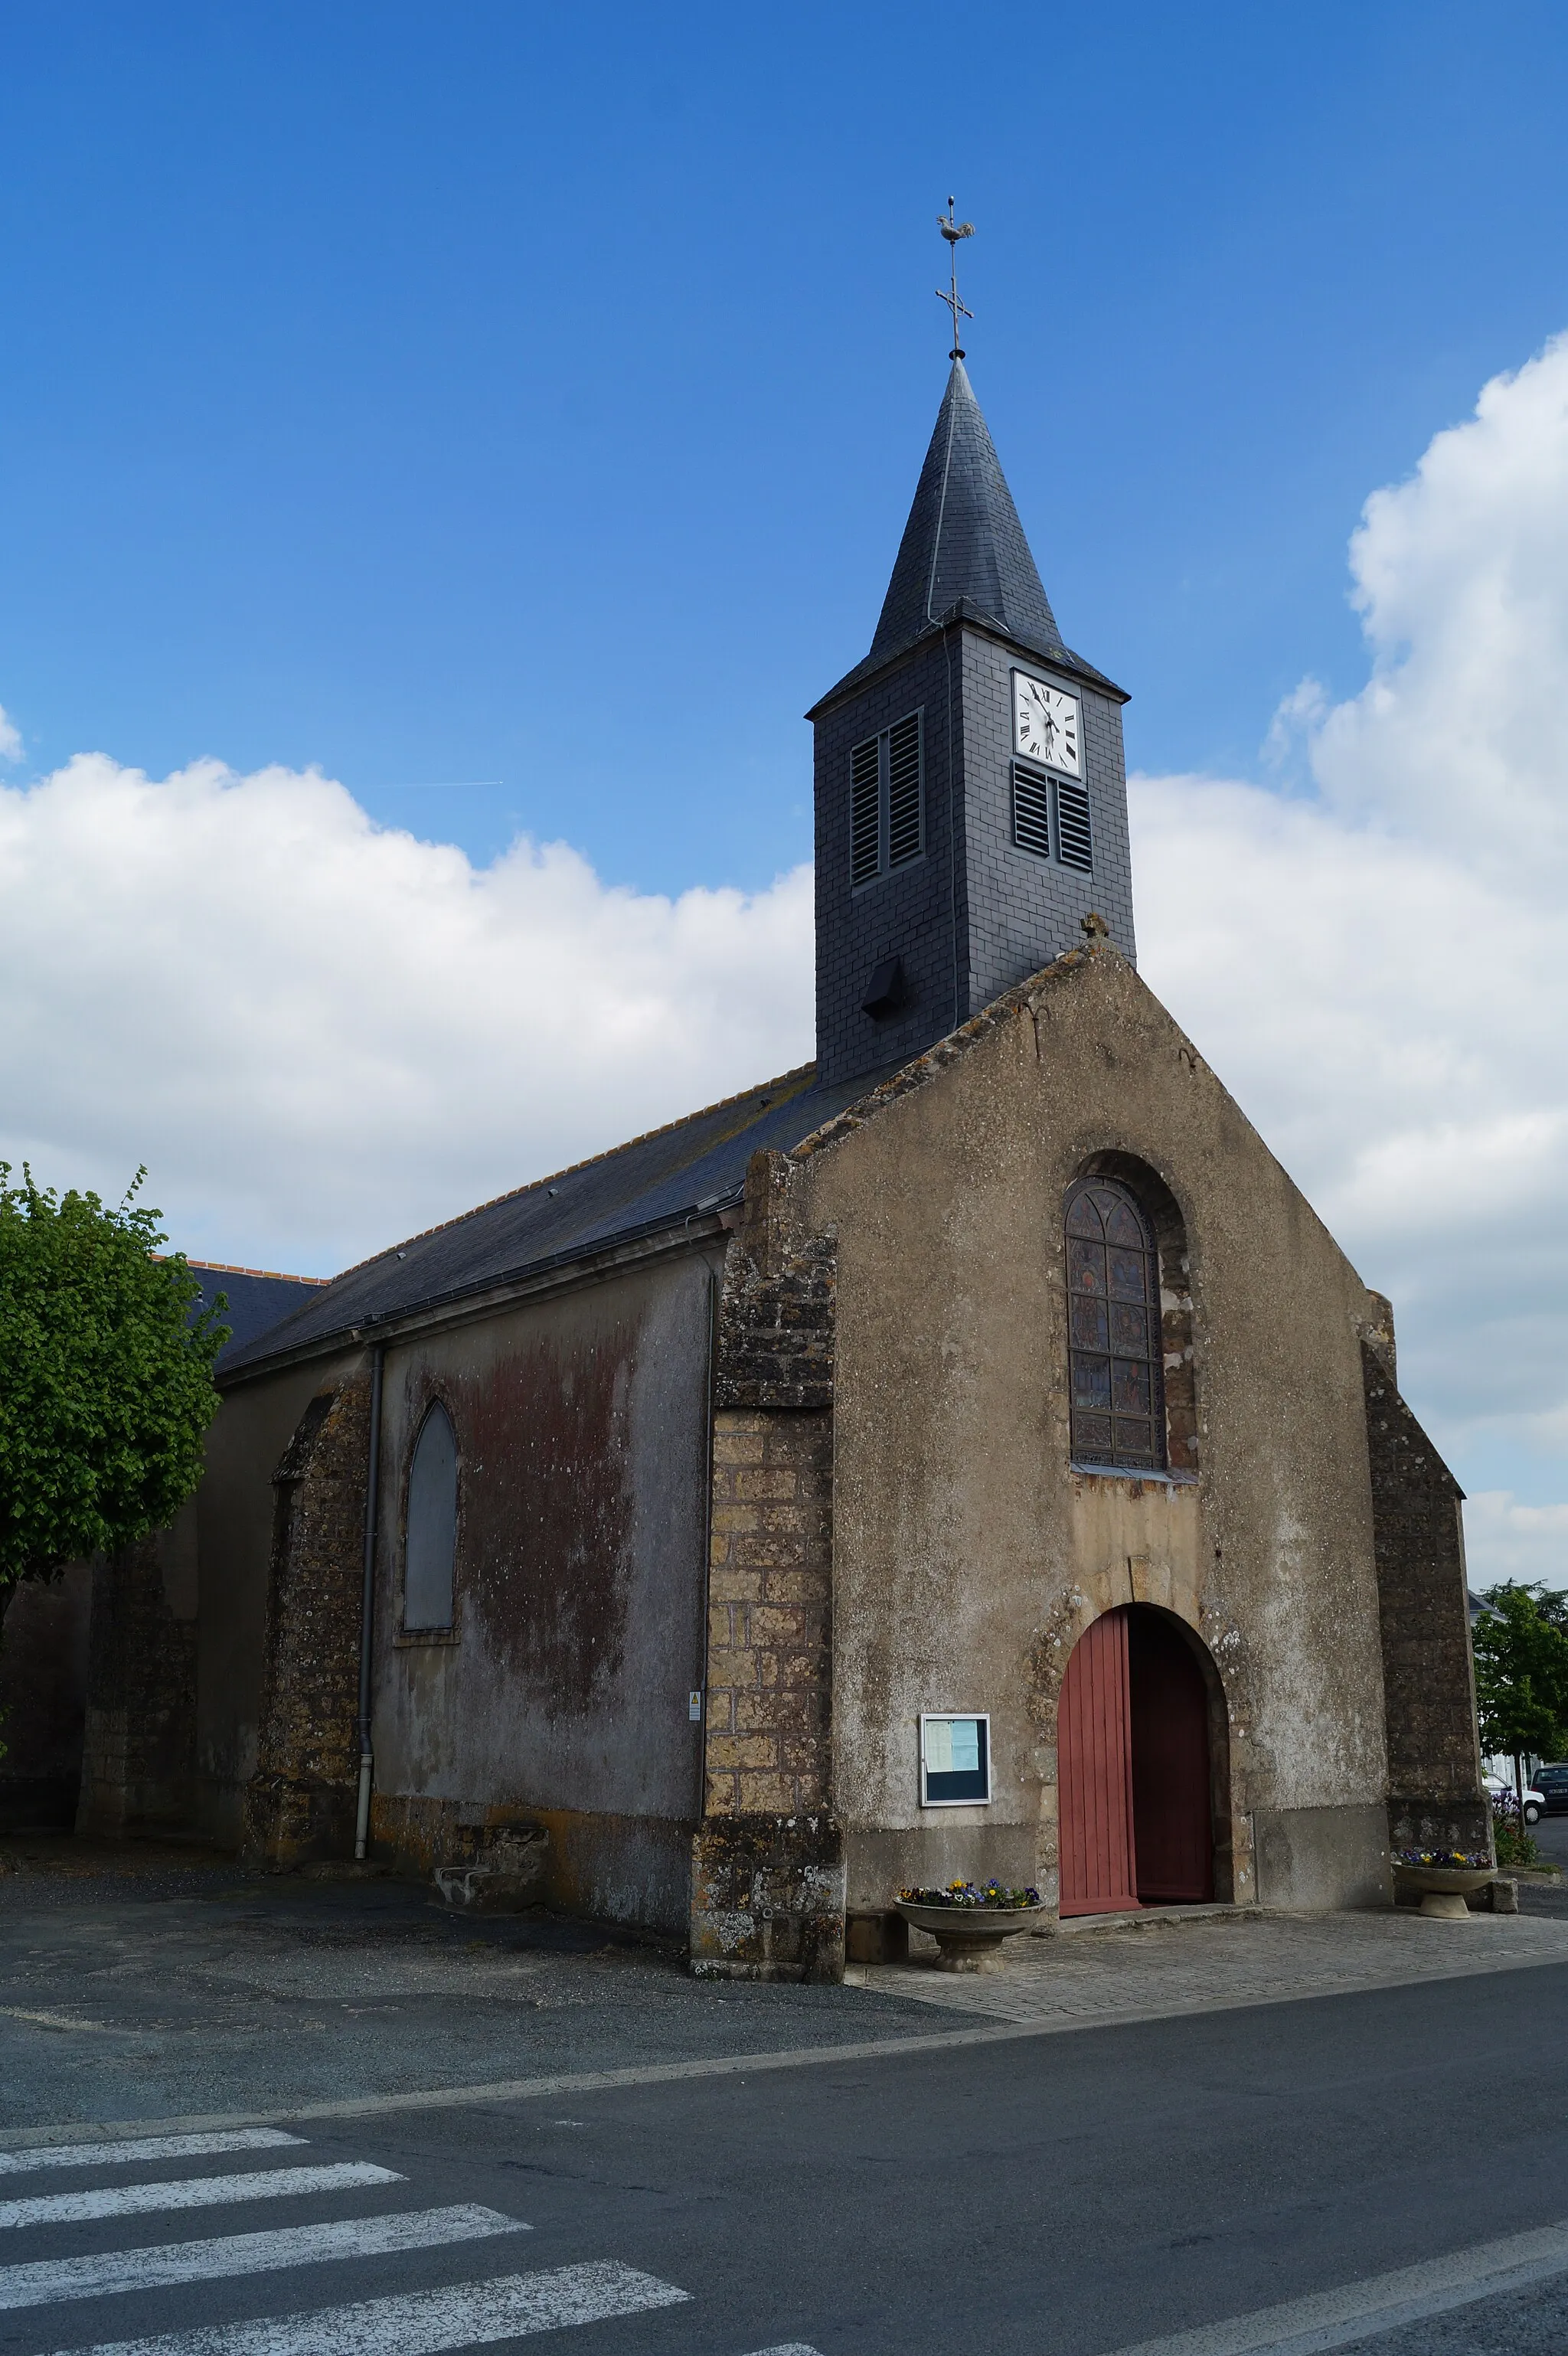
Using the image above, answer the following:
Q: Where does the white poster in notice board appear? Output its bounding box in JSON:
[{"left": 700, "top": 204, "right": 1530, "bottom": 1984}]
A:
[{"left": 919, "top": 1712, "right": 991, "bottom": 1806}]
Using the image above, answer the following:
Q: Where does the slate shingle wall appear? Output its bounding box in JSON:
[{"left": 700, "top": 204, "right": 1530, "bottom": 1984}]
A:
[
  {"left": 813, "top": 635, "right": 965, "bottom": 1087},
  {"left": 959, "top": 632, "right": 1136, "bottom": 1008},
  {"left": 813, "top": 622, "right": 1135, "bottom": 1087}
]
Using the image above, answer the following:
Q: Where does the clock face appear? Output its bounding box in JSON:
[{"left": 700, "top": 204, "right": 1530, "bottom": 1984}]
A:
[{"left": 1013, "top": 674, "right": 1082, "bottom": 776}]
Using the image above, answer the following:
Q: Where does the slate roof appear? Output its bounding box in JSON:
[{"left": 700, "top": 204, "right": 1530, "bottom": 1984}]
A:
[
  {"left": 186, "top": 1263, "right": 330, "bottom": 1358},
  {"left": 218, "top": 1060, "right": 900, "bottom": 1383},
  {"left": 810, "top": 359, "right": 1124, "bottom": 712}
]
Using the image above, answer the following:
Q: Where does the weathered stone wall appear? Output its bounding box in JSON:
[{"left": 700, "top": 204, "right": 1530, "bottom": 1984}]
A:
[
  {"left": 365, "top": 1252, "right": 712, "bottom": 1936},
  {"left": 688, "top": 1812, "right": 844, "bottom": 1982},
  {"left": 1362, "top": 1340, "right": 1488, "bottom": 1857},
  {"left": 0, "top": 1564, "right": 91, "bottom": 1832},
  {"left": 240, "top": 1370, "right": 371, "bottom": 1869},
  {"left": 76, "top": 1536, "right": 198, "bottom": 1837},
  {"left": 791, "top": 943, "right": 1398, "bottom": 1916},
  {"left": 197, "top": 1353, "right": 360, "bottom": 1846},
  {"left": 713, "top": 1149, "right": 835, "bottom": 1413},
  {"left": 690, "top": 1161, "right": 843, "bottom": 1979}
]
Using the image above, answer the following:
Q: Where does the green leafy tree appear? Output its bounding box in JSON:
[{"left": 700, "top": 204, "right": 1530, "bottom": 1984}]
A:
[
  {"left": 1473, "top": 1581, "right": 1568, "bottom": 1818},
  {"left": 0, "top": 1165, "right": 228, "bottom": 1591}
]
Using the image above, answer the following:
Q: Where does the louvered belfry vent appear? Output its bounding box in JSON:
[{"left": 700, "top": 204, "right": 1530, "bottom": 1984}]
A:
[
  {"left": 1056, "top": 779, "right": 1093, "bottom": 872},
  {"left": 849, "top": 710, "right": 924, "bottom": 890},
  {"left": 850, "top": 737, "right": 880, "bottom": 887},
  {"left": 886, "top": 711, "right": 923, "bottom": 868},
  {"left": 1011, "top": 763, "right": 1051, "bottom": 860}
]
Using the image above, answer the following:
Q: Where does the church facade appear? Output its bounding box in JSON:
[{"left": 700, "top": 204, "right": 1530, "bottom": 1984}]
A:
[{"left": 74, "top": 361, "right": 1486, "bottom": 1972}]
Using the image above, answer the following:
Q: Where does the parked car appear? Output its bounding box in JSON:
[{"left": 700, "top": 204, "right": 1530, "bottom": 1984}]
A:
[
  {"left": 1526, "top": 1763, "right": 1568, "bottom": 1817},
  {"left": 1485, "top": 1772, "right": 1549, "bottom": 1825}
]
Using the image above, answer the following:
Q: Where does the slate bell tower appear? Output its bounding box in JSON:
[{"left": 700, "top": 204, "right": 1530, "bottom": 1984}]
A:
[{"left": 808, "top": 341, "right": 1135, "bottom": 1088}]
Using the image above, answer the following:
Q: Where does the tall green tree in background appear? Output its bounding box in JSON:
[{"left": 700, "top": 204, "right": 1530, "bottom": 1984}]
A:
[
  {"left": 0, "top": 1165, "right": 228, "bottom": 1593},
  {"left": 1474, "top": 1582, "right": 1568, "bottom": 1816}
]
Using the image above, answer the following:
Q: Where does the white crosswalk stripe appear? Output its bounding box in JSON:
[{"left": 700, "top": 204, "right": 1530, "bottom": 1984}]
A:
[
  {"left": 0, "top": 2126, "right": 717, "bottom": 2356},
  {"left": 50, "top": 2260, "right": 692, "bottom": 2354},
  {"left": 0, "top": 2202, "right": 526, "bottom": 2310},
  {"left": 0, "top": 2163, "right": 402, "bottom": 2231},
  {"left": 0, "top": 2133, "right": 306, "bottom": 2176}
]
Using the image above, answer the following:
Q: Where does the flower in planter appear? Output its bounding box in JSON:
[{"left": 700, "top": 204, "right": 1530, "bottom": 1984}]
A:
[
  {"left": 897, "top": 1879, "right": 1042, "bottom": 1909},
  {"left": 1393, "top": 1848, "right": 1490, "bottom": 1869}
]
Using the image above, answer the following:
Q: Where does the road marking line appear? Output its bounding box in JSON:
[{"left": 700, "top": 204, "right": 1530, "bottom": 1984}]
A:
[
  {"left": 0, "top": 2132, "right": 306, "bottom": 2176},
  {"left": 7, "top": 1934, "right": 1568, "bottom": 2152},
  {"left": 737, "top": 2345, "right": 825, "bottom": 2354},
  {"left": 0, "top": 2203, "right": 526, "bottom": 2311},
  {"left": 1107, "top": 2217, "right": 1568, "bottom": 2354},
  {"left": 56, "top": 2260, "right": 691, "bottom": 2354},
  {"left": 0, "top": 2163, "right": 402, "bottom": 2232}
]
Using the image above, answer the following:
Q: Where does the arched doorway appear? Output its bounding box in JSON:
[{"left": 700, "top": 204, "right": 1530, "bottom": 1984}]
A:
[{"left": 1057, "top": 1606, "right": 1221, "bottom": 1916}]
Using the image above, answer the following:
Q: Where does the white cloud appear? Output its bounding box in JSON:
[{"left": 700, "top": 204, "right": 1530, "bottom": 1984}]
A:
[
  {"left": 1462, "top": 1495, "right": 1568, "bottom": 1593},
  {"left": 1131, "top": 330, "right": 1568, "bottom": 1589},
  {"left": 5, "top": 332, "right": 1568, "bottom": 1585},
  {"left": 0, "top": 755, "right": 814, "bottom": 1273},
  {"left": 0, "top": 704, "right": 22, "bottom": 763},
  {"left": 1262, "top": 674, "right": 1328, "bottom": 779}
]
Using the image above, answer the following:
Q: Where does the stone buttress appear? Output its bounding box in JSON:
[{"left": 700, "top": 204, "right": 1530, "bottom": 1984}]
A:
[
  {"left": 240, "top": 1368, "right": 372, "bottom": 1869},
  {"left": 689, "top": 1149, "right": 844, "bottom": 1980}
]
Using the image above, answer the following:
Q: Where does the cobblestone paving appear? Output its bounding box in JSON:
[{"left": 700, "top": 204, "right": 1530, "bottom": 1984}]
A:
[{"left": 855, "top": 1903, "right": 1568, "bottom": 2025}]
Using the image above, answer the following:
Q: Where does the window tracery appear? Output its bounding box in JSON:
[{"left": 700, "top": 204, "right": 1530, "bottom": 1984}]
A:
[{"left": 1066, "top": 1178, "right": 1165, "bottom": 1471}]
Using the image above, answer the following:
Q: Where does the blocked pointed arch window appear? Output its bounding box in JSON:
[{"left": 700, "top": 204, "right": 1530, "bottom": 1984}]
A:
[
  {"left": 404, "top": 1401, "right": 459, "bottom": 1630},
  {"left": 1066, "top": 1178, "right": 1165, "bottom": 1471}
]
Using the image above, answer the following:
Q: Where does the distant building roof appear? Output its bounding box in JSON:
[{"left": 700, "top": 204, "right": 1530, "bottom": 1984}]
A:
[{"left": 218, "top": 1059, "right": 900, "bottom": 1384}]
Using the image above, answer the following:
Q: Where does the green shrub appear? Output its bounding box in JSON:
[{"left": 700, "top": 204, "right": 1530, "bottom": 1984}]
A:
[{"left": 0, "top": 1164, "right": 227, "bottom": 1589}]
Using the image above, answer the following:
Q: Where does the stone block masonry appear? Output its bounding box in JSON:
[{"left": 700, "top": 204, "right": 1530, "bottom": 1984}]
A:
[
  {"left": 688, "top": 1810, "right": 845, "bottom": 1983},
  {"left": 704, "top": 1409, "right": 832, "bottom": 1817},
  {"left": 691, "top": 1151, "right": 844, "bottom": 1980},
  {"left": 240, "top": 1366, "right": 372, "bottom": 1870},
  {"left": 1362, "top": 1339, "right": 1489, "bottom": 1860}
]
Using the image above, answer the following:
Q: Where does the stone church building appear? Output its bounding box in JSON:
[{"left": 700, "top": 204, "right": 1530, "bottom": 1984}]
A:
[{"left": 60, "top": 359, "right": 1485, "bottom": 1973}]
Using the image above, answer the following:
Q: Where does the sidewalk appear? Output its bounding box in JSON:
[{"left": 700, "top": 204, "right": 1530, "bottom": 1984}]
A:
[
  {"left": 8, "top": 1835, "right": 1568, "bottom": 2139},
  {"left": 851, "top": 1901, "right": 1568, "bottom": 2027}
]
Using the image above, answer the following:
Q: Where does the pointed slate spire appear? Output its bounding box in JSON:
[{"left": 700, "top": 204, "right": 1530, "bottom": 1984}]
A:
[{"left": 868, "top": 358, "right": 1062, "bottom": 667}]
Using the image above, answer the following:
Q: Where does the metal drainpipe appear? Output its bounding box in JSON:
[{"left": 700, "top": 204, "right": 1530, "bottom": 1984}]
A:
[{"left": 354, "top": 1343, "right": 386, "bottom": 1861}]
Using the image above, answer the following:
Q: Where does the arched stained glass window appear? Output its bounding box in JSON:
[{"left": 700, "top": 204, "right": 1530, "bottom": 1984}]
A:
[
  {"left": 1066, "top": 1178, "right": 1165, "bottom": 1471},
  {"left": 404, "top": 1402, "right": 458, "bottom": 1630}
]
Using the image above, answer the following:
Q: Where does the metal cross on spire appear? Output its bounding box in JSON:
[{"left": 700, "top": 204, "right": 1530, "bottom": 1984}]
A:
[{"left": 936, "top": 198, "right": 975, "bottom": 359}]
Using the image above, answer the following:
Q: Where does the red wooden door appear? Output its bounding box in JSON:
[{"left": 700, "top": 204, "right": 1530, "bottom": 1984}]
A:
[
  {"left": 1129, "top": 1613, "right": 1214, "bottom": 1903},
  {"left": 1058, "top": 1607, "right": 1139, "bottom": 1916}
]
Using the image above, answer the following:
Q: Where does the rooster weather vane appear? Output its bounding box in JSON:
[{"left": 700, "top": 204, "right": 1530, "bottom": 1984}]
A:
[{"left": 937, "top": 198, "right": 975, "bottom": 358}]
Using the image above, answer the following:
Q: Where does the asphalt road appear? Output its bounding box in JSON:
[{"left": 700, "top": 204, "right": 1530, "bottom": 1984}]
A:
[
  {"left": 1527, "top": 1809, "right": 1568, "bottom": 1873},
  {"left": 5, "top": 1959, "right": 1568, "bottom": 2356}
]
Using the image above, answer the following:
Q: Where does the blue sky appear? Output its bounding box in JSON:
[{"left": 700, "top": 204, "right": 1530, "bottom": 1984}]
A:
[
  {"left": 6, "top": 4, "right": 1568, "bottom": 1572},
  {"left": 6, "top": 2, "right": 1568, "bottom": 886}
]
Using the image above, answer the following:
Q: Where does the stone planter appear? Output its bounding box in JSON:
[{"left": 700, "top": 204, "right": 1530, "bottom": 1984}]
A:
[
  {"left": 893, "top": 1898, "right": 1046, "bottom": 1972},
  {"left": 1392, "top": 1862, "right": 1495, "bottom": 1920}
]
